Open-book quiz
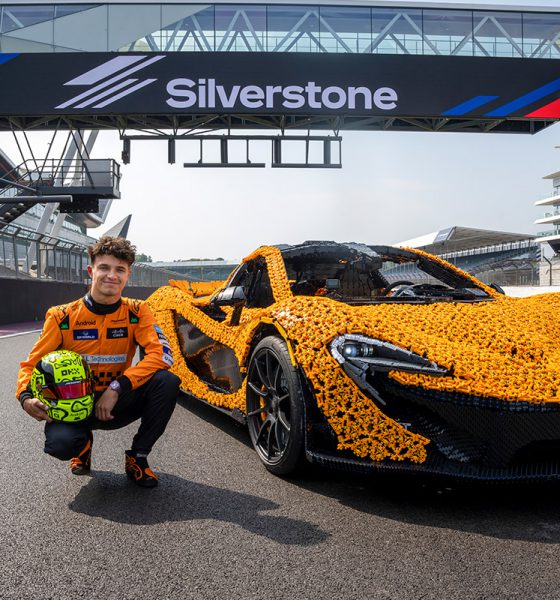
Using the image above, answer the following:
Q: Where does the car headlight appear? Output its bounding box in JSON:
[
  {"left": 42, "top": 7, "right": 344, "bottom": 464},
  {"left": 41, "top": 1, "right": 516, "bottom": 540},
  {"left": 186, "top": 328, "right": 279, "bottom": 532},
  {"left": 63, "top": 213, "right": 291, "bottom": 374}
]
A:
[{"left": 330, "top": 334, "right": 449, "bottom": 377}]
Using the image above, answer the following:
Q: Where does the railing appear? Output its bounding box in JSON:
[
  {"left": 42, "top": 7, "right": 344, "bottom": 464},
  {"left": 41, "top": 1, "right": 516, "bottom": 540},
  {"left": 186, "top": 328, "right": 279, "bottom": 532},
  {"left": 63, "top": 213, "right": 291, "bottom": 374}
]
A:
[
  {"left": 381, "top": 261, "right": 541, "bottom": 287},
  {"left": 537, "top": 191, "right": 560, "bottom": 202},
  {"left": 0, "top": 158, "right": 120, "bottom": 198},
  {"left": 476, "top": 266, "right": 540, "bottom": 287},
  {"left": 442, "top": 243, "right": 541, "bottom": 286},
  {"left": 0, "top": 223, "right": 186, "bottom": 287},
  {"left": 537, "top": 229, "right": 560, "bottom": 238},
  {"left": 441, "top": 240, "right": 538, "bottom": 260},
  {"left": 0, "top": 186, "right": 20, "bottom": 199}
]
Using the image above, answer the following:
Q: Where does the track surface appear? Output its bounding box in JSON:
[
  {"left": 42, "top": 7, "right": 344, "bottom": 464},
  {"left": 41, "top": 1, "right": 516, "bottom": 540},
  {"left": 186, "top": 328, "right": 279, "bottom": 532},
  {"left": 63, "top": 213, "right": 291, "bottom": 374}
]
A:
[{"left": 2, "top": 333, "right": 560, "bottom": 600}]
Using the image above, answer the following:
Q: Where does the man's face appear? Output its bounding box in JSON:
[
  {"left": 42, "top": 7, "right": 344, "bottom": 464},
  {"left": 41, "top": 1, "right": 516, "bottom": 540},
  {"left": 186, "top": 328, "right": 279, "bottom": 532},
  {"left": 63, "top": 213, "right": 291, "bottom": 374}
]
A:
[{"left": 87, "top": 254, "right": 131, "bottom": 303}]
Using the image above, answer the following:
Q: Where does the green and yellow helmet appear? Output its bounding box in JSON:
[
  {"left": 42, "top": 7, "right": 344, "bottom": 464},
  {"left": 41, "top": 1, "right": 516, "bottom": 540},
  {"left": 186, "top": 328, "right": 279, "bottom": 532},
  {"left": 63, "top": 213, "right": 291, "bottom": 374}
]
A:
[{"left": 29, "top": 350, "right": 94, "bottom": 423}]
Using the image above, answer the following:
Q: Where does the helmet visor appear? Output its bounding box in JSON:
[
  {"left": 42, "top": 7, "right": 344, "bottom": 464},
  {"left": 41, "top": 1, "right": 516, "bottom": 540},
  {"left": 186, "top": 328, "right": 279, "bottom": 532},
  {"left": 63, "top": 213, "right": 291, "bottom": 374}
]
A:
[{"left": 51, "top": 380, "right": 92, "bottom": 400}]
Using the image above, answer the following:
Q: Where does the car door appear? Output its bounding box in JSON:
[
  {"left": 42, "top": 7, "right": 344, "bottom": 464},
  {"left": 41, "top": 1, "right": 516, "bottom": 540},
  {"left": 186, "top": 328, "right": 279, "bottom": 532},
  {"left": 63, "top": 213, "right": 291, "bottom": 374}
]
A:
[{"left": 175, "top": 258, "right": 275, "bottom": 394}]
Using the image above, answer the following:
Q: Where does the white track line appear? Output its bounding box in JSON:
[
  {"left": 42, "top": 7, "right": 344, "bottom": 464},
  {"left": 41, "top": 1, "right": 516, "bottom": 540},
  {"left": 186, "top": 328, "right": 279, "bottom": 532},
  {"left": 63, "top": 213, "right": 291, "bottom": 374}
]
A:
[{"left": 0, "top": 329, "right": 42, "bottom": 340}]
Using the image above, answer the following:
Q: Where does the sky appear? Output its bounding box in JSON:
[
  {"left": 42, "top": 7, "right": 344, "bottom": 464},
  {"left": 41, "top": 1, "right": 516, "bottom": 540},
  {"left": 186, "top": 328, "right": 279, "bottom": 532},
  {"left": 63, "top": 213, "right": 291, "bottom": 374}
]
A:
[
  {"left": 2, "top": 122, "right": 559, "bottom": 262},
  {"left": 93, "top": 122, "right": 560, "bottom": 261}
]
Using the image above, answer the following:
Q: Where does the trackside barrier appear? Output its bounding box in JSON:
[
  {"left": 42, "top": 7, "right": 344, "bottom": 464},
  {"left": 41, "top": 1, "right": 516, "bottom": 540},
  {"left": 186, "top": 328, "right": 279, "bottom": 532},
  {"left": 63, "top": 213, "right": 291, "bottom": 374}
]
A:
[{"left": 0, "top": 278, "right": 159, "bottom": 325}]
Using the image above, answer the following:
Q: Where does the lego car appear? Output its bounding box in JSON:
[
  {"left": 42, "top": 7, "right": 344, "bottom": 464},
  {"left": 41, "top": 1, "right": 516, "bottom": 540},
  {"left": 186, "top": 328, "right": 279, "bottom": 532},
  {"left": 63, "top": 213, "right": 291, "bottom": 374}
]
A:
[{"left": 147, "top": 241, "right": 560, "bottom": 480}]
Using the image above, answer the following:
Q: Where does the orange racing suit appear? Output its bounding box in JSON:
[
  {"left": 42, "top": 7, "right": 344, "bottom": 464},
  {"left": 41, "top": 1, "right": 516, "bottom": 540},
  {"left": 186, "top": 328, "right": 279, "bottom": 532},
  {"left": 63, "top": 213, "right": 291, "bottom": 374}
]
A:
[{"left": 17, "top": 294, "right": 174, "bottom": 401}]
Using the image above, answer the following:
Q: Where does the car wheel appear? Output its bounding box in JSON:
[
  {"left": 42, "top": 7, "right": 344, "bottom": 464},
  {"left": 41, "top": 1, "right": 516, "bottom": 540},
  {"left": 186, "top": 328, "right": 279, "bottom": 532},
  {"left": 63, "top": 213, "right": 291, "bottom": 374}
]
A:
[{"left": 246, "top": 336, "right": 305, "bottom": 475}]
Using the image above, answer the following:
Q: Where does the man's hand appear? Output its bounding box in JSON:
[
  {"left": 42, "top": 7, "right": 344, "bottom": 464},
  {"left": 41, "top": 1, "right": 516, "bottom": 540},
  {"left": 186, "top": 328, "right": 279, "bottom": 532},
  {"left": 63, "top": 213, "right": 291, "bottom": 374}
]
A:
[
  {"left": 95, "top": 388, "right": 119, "bottom": 421},
  {"left": 23, "top": 398, "right": 53, "bottom": 423}
]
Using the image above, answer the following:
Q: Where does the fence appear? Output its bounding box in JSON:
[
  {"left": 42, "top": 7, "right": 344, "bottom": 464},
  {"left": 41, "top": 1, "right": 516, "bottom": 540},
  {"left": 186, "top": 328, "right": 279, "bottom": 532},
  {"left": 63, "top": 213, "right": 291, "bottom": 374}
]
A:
[
  {"left": 0, "top": 223, "right": 187, "bottom": 287},
  {"left": 442, "top": 241, "right": 541, "bottom": 287}
]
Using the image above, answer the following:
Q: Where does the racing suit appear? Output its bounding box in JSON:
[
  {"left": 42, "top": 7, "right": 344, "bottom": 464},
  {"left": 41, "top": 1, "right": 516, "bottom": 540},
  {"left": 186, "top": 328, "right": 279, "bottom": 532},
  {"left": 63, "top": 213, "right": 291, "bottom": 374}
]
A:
[{"left": 17, "top": 293, "right": 180, "bottom": 459}]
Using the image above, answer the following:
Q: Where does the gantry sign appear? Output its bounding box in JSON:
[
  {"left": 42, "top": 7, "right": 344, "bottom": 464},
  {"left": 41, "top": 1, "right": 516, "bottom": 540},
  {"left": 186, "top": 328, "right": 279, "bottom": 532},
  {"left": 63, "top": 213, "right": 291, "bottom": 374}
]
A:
[{"left": 0, "top": 51, "right": 558, "bottom": 134}]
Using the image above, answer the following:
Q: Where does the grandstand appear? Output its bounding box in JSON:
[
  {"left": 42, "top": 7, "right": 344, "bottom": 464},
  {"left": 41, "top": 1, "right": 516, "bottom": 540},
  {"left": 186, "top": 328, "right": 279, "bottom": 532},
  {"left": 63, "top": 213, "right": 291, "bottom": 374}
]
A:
[{"left": 394, "top": 226, "right": 540, "bottom": 286}]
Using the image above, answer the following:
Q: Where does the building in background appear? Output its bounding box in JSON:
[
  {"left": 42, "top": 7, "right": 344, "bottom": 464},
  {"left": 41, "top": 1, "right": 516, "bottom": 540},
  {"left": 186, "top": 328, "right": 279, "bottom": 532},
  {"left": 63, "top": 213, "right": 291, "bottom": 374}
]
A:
[
  {"left": 535, "top": 169, "right": 560, "bottom": 285},
  {"left": 397, "top": 226, "right": 540, "bottom": 286}
]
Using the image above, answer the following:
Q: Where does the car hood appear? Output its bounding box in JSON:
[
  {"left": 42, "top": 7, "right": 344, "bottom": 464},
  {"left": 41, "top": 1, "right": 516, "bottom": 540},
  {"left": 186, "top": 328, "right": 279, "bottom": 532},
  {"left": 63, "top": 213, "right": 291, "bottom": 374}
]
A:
[{"left": 270, "top": 293, "right": 560, "bottom": 404}]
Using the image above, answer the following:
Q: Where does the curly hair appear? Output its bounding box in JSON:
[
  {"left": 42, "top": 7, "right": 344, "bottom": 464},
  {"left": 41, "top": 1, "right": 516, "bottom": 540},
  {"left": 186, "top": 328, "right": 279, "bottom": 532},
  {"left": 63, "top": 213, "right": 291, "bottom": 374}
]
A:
[{"left": 88, "top": 236, "right": 136, "bottom": 266}]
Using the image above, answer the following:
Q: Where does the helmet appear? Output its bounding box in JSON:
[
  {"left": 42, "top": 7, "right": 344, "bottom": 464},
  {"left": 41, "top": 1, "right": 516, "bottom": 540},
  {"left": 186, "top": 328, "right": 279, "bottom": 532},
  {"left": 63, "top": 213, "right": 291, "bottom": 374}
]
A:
[{"left": 29, "top": 350, "right": 94, "bottom": 423}]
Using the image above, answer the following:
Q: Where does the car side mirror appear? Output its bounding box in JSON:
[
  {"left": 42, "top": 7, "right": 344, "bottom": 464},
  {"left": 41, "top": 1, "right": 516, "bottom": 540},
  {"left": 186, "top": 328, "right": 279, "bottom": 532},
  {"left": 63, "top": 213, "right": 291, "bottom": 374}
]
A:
[
  {"left": 213, "top": 286, "right": 247, "bottom": 326},
  {"left": 213, "top": 285, "right": 247, "bottom": 306},
  {"left": 489, "top": 283, "right": 506, "bottom": 295}
]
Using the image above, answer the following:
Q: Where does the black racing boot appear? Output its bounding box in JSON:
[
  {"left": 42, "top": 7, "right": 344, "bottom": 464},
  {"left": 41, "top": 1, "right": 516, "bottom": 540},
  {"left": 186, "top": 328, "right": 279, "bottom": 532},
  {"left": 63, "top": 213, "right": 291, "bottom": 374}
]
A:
[
  {"left": 70, "top": 432, "right": 93, "bottom": 475},
  {"left": 125, "top": 450, "right": 158, "bottom": 488}
]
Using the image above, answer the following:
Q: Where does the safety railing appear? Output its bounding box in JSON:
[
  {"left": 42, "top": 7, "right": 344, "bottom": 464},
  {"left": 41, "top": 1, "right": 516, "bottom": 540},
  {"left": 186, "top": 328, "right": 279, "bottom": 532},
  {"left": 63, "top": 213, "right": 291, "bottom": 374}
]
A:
[
  {"left": 537, "top": 191, "right": 560, "bottom": 202},
  {"left": 439, "top": 240, "right": 538, "bottom": 260},
  {"left": 537, "top": 229, "right": 560, "bottom": 238},
  {"left": 0, "top": 158, "right": 120, "bottom": 196},
  {"left": 541, "top": 210, "right": 560, "bottom": 218}
]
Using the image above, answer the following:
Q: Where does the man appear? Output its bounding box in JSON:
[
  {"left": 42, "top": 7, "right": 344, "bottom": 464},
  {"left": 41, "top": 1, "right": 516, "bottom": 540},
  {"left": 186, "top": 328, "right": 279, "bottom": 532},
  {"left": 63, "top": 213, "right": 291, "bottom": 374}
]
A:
[{"left": 16, "top": 236, "right": 180, "bottom": 488}]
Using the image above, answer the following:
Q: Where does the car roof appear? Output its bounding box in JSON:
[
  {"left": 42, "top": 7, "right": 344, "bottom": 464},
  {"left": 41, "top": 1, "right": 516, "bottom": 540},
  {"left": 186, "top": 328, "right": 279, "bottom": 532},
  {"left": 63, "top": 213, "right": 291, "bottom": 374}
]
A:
[{"left": 276, "top": 241, "right": 417, "bottom": 262}]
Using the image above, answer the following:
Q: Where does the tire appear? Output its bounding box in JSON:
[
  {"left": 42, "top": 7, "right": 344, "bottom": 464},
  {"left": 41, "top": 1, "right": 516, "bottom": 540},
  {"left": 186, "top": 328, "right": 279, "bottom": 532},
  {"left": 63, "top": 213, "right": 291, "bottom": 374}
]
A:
[{"left": 246, "top": 336, "right": 305, "bottom": 476}]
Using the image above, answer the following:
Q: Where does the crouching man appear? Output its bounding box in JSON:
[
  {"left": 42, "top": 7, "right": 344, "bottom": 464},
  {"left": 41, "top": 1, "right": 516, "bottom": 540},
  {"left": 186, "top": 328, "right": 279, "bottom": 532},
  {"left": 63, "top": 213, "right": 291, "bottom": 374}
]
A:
[{"left": 16, "top": 236, "right": 180, "bottom": 488}]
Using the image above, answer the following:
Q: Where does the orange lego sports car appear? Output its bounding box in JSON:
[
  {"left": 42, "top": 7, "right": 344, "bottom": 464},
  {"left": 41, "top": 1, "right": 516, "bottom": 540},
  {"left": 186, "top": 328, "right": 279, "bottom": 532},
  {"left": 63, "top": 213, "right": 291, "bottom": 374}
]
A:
[{"left": 147, "top": 242, "right": 560, "bottom": 481}]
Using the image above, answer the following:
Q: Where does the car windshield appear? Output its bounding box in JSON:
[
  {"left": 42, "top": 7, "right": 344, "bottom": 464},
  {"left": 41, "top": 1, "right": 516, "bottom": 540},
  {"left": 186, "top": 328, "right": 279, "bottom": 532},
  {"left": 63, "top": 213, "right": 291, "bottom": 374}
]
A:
[{"left": 282, "top": 243, "right": 491, "bottom": 304}]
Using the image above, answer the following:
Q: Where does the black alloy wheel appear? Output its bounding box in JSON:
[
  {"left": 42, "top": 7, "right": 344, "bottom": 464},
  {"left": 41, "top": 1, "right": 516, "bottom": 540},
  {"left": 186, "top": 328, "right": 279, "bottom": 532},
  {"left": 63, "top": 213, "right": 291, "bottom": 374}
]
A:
[{"left": 246, "top": 336, "right": 305, "bottom": 475}]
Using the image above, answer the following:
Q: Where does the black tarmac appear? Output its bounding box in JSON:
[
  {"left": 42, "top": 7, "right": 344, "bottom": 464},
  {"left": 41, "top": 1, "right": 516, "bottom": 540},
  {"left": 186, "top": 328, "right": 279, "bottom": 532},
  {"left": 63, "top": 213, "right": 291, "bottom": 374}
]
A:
[{"left": 2, "top": 333, "right": 560, "bottom": 600}]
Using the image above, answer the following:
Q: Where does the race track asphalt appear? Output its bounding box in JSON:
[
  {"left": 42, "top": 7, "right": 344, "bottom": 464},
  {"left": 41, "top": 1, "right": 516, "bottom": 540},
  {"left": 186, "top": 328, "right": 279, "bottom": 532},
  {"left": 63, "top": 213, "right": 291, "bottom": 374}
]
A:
[{"left": 2, "top": 332, "right": 560, "bottom": 600}]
